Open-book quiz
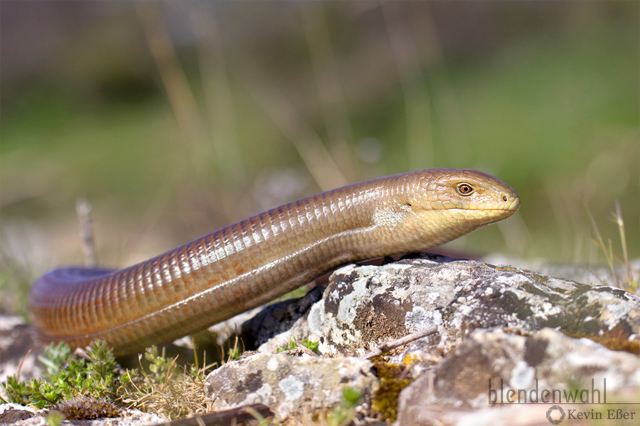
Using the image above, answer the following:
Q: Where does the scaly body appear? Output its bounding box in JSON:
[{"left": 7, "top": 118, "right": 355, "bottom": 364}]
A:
[{"left": 29, "top": 168, "right": 520, "bottom": 355}]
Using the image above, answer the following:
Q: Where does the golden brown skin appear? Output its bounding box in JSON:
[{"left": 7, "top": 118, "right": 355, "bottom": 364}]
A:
[{"left": 29, "top": 168, "right": 520, "bottom": 355}]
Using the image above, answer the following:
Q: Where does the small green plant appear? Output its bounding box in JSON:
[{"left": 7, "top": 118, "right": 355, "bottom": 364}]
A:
[
  {"left": 280, "top": 339, "right": 296, "bottom": 352},
  {"left": 1, "top": 341, "right": 118, "bottom": 409},
  {"left": 300, "top": 339, "right": 319, "bottom": 353},
  {"left": 44, "top": 410, "right": 65, "bottom": 426},
  {"left": 326, "top": 388, "right": 361, "bottom": 426},
  {"left": 226, "top": 346, "right": 242, "bottom": 361},
  {"left": 1, "top": 375, "right": 29, "bottom": 405},
  {"left": 38, "top": 342, "right": 72, "bottom": 380},
  {"left": 222, "top": 335, "right": 244, "bottom": 363},
  {"left": 276, "top": 338, "right": 320, "bottom": 354},
  {"left": 1, "top": 341, "right": 218, "bottom": 419}
]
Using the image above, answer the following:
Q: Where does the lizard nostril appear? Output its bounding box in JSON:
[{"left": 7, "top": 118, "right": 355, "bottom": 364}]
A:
[{"left": 503, "top": 195, "right": 508, "bottom": 202}]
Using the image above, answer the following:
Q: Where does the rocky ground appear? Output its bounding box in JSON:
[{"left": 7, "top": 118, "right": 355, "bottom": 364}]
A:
[{"left": 1, "top": 253, "right": 639, "bottom": 425}]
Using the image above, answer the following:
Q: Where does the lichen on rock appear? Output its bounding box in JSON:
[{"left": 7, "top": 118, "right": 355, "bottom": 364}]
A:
[
  {"left": 205, "top": 353, "right": 378, "bottom": 421},
  {"left": 268, "top": 254, "right": 640, "bottom": 361}
]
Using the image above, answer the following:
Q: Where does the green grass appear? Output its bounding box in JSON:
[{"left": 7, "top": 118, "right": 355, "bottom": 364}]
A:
[
  {"left": 1, "top": 341, "right": 118, "bottom": 408},
  {"left": 1, "top": 341, "right": 214, "bottom": 419}
]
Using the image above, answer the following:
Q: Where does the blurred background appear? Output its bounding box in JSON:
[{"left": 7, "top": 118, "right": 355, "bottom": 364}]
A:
[{"left": 1, "top": 1, "right": 638, "bottom": 316}]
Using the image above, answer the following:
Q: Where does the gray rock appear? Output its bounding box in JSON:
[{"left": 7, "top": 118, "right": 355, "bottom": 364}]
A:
[
  {"left": 240, "top": 286, "right": 325, "bottom": 350},
  {"left": 243, "top": 256, "right": 640, "bottom": 423},
  {"left": 205, "top": 352, "right": 378, "bottom": 421},
  {"left": 0, "top": 403, "right": 37, "bottom": 425},
  {"left": 0, "top": 315, "right": 44, "bottom": 387},
  {"left": 4, "top": 409, "right": 165, "bottom": 426},
  {"left": 273, "top": 256, "right": 640, "bottom": 358},
  {"left": 396, "top": 403, "right": 565, "bottom": 426},
  {"left": 396, "top": 327, "right": 640, "bottom": 426},
  {"left": 483, "top": 255, "right": 640, "bottom": 288}
]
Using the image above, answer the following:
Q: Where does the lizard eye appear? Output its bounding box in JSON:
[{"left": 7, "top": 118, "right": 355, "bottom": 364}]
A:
[{"left": 456, "top": 183, "right": 475, "bottom": 196}]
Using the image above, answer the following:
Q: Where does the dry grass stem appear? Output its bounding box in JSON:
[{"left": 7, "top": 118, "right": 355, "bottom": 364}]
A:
[
  {"left": 186, "top": 4, "right": 246, "bottom": 184},
  {"left": 585, "top": 200, "right": 638, "bottom": 292},
  {"left": 135, "top": 1, "right": 211, "bottom": 177},
  {"left": 585, "top": 200, "right": 620, "bottom": 288},
  {"left": 300, "top": 3, "right": 356, "bottom": 180},
  {"left": 247, "top": 82, "right": 348, "bottom": 192},
  {"left": 122, "top": 354, "right": 211, "bottom": 418},
  {"left": 382, "top": 1, "right": 433, "bottom": 171},
  {"left": 363, "top": 326, "right": 438, "bottom": 359},
  {"left": 614, "top": 201, "right": 635, "bottom": 289},
  {"left": 75, "top": 198, "right": 98, "bottom": 267}
]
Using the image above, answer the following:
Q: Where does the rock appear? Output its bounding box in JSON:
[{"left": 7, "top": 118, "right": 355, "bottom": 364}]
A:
[
  {"left": 482, "top": 255, "right": 640, "bottom": 288},
  {"left": 2, "top": 408, "right": 165, "bottom": 426},
  {"left": 400, "top": 403, "right": 565, "bottom": 426},
  {"left": 205, "top": 352, "right": 378, "bottom": 421},
  {"left": 396, "top": 327, "right": 640, "bottom": 425},
  {"left": 240, "top": 286, "right": 326, "bottom": 350},
  {"left": 0, "top": 404, "right": 36, "bottom": 425},
  {"left": 267, "top": 255, "right": 640, "bottom": 358},
  {"left": 0, "top": 315, "right": 44, "bottom": 387},
  {"left": 240, "top": 254, "right": 640, "bottom": 423}
]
